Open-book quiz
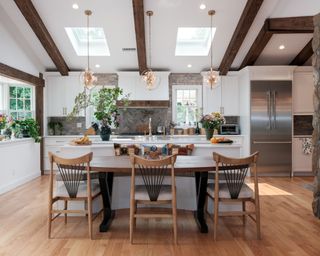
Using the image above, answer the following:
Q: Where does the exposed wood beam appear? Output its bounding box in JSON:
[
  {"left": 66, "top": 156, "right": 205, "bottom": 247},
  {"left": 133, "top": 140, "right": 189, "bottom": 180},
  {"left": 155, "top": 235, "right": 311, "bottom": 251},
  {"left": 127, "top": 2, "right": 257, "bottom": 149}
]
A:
[
  {"left": 132, "top": 0, "right": 147, "bottom": 75},
  {"left": 290, "top": 39, "right": 313, "bottom": 65},
  {"left": 14, "top": 0, "right": 69, "bottom": 76},
  {"left": 219, "top": 0, "right": 264, "bottom": 75},
  {"left": 239, "top": 20, "right": 273, "bottom": 70},
  {"left": 0, "top": 63, "right": 44, "bottom": 87},
  {"left": 268, "top": 16, "right": 314, "bottom": 33},
  {"left": 240, "top": 16, "right": 314, "bottom": 70}
]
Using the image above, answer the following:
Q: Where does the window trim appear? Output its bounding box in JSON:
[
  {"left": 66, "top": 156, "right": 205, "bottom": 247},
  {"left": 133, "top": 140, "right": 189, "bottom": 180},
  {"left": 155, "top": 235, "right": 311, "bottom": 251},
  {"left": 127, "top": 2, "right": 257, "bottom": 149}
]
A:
[
  {"left": 172, "top": 84, "right": 203, "bottom": 127},
  {"left": 8, "top": 84, "right": 35, "bottom": 119}
]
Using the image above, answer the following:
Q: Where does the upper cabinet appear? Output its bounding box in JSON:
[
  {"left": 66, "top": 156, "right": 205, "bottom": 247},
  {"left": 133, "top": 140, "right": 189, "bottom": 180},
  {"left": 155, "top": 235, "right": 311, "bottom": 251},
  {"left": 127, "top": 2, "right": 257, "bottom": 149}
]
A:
[
  {"left": 45, "top": 72, "right": 84, "bottom": 117},
  {"left": 292, "top": 67, "right": 314, "bottom": 114},
  {"left": 118, "top": 72, "right": 169, "bottom": 100},
  {"left": 202, "top": 74, "right": 239, "bottom": 116}
]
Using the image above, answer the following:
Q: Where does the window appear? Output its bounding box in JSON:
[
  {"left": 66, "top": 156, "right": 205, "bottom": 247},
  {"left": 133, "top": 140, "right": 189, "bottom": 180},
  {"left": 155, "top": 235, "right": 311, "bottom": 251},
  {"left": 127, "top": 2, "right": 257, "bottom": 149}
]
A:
[
  {"left": 175, "top": 27, "right": 216, "bottom": 56},
  {"left": 172, "top": 85, "right": 202, "bottom": 126},
  {"left": 9, "top": 85, "right": 34, "bottom": 120}
]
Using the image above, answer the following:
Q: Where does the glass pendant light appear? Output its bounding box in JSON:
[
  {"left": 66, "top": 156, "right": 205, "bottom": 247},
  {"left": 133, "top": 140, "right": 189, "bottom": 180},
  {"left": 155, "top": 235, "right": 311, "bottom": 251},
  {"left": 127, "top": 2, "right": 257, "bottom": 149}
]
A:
[
  {"left": 203, "top": 10, "right": 219, "bottom": 90},
  {"left": 141, "top": 10, "right": 160, "bottom": 90},
  {"left": 80, "top": 10, "right": 97, "bottom": 90}
]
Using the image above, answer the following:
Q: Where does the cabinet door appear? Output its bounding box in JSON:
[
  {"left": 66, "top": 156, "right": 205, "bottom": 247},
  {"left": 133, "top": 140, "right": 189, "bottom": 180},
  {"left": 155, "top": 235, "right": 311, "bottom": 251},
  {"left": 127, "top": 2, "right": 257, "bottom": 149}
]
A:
[
  {"left": 293, "top": 72, "right": 313, "bottom": 113},
  {"left": 292, "top": 138, "right": 312, "bottom": 173},
  {"left": 202, "top": 85, "right": 221, "bottom": 114},
  {"left": 46, "top": 77, "right": 65, "bottom": 116},
  {"left": 221, "top": 76, "right": 239, "bottom": 116}
]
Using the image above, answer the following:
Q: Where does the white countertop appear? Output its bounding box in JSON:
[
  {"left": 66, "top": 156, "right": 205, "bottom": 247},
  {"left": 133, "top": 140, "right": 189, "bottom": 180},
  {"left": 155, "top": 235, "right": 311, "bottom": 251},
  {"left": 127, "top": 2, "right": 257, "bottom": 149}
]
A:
[{"left": 0, "top": 138, "right": 35, "bottom": 147}]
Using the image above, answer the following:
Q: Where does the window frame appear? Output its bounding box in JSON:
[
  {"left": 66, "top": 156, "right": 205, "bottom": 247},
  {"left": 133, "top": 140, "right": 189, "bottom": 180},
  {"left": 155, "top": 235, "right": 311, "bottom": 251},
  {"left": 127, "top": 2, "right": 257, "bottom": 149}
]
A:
[
  {"left": 172, "top": 84, "right": 203, "bottom": 127},
  {"left": 8, "top": 83, "right": 35, "bottom": 120}
]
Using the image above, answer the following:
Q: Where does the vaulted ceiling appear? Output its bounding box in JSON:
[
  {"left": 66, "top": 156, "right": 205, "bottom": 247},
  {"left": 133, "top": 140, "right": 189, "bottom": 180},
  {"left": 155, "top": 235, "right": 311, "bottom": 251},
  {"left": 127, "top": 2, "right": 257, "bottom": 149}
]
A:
[{"left": 0, "top": 0, "right": 319, "bottom": 75}]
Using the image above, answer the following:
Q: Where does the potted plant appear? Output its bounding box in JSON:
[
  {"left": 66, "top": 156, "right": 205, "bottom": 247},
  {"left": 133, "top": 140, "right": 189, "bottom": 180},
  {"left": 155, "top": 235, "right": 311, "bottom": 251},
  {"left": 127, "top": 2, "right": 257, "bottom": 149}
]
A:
[
  {"left": 11, "top": 118, "right": 41, "bottom": 142},
  {"left": 200, "top": 112, "right": 225, "bottom": 140},
  {"left": 69, "top": 87, "right": 129, "bottom": 141}
]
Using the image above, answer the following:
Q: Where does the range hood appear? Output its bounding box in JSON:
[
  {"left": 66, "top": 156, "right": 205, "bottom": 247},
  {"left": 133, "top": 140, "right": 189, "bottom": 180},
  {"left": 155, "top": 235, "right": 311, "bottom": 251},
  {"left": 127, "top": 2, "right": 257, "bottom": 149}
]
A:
[{"left": 117, "top": 100, "right": 169, "bottom": 108}]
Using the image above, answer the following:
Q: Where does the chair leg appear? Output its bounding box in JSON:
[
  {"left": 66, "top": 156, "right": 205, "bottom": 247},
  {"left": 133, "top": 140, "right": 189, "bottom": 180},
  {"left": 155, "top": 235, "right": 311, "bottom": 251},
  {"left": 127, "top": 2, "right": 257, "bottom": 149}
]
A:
[
  {"left": 213, "top": 197, "right": 219, "bottom": 241},
  {"left": 48, "top": 201, "right": 53, "bottom": 239},
  {"left": 255, "top": 201, "right": 261, "bottom": 239},
  {"left": 242, "top": 201, "right": 246, "bottom": 225},
  {"left": 64, "top": 200, "right": 68, "bottom": 224},
  {"left": 172, "top": 200, "right": 178, "bottom": 245},
  {"left": 129, "top": 199, "right": 135, "bottom": 244},
  {"left": 87, "top": 198, "right": 93, "bottom": 239}
]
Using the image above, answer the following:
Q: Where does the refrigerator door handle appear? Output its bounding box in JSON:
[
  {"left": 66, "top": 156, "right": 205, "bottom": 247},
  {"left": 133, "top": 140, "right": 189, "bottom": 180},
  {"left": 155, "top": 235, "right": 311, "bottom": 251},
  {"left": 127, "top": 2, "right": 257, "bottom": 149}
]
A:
[
  {"left": 272, "top": 91, "right": 277, "bottom": 129},
  {"left": 266, "top": 91, "right": 271, "bottom": 130},
  {"left": 253, "top": 141, "right": 292, "bottom": 144}
]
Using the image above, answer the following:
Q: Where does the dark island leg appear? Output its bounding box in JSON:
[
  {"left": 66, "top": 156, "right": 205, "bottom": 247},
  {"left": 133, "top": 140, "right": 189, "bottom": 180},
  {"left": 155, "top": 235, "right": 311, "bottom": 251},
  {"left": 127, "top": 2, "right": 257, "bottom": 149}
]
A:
[
  {"left": 99, "top": 172, "right": 115, "bottom": 232},
  {"left": 194, "top": 171, "right": 209, "bottom": 233}
]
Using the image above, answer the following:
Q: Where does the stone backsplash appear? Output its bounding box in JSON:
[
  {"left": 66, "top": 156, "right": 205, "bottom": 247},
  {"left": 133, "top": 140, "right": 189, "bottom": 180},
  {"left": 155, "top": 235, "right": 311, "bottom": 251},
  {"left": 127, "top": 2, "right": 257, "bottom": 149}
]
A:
[
  {"left": 117, "top": 108, "right": 169, "bottom": 135},
  {"left": 47, "top": 116, "right": 86, "bottom": 135}
]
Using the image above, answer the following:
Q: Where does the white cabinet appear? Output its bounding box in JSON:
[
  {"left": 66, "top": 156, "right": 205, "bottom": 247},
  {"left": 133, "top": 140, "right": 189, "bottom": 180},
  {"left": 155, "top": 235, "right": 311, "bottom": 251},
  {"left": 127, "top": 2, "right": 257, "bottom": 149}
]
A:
[
  {"left": 118, "top": 72, "right": 169, "bottom": 100},
  {"left": 292, "top": 137, "right": 312, "bottom": 175},
  {"left": 293, "top": 67, "right": 314, "bottom": 114},
  {"left": 202, "top": 74, "right": 239, "bottom": 116},
  {"left": 45, "top": 72, "right": 84, "bottom": 117},
  {"left": 221, "top": 76, "right": 239, "bottom": 116}
]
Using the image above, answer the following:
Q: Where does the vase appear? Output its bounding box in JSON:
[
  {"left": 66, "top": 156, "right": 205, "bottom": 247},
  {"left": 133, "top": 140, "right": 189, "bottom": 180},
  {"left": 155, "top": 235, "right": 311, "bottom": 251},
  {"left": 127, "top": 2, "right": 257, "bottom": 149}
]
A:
[
  {"left": 205, "top": 129, "right": 214, "bottom": 140},
  {"left": 100, "top": 125, "right": 111, "bottom": 141}
]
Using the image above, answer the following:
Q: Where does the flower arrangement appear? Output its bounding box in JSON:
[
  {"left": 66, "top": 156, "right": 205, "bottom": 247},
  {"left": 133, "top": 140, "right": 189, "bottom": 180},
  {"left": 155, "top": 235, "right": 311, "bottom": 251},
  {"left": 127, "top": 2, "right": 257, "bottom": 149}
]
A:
[
  {"left": 0, "top": 114, "right": 7, "bottom": 130},
  {"left": 200, "top": 112, "right": 225, "bottom": 130}
]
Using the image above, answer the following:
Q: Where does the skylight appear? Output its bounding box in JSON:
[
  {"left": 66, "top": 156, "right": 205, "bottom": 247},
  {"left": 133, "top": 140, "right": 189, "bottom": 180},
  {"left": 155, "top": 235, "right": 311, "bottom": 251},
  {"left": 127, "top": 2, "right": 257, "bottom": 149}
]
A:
[
  {"left": 65, "top": 27, "right": 110, "bottom": 56},
  {"left": 175, "top": 27, "right": 216, "bottom": 56}
]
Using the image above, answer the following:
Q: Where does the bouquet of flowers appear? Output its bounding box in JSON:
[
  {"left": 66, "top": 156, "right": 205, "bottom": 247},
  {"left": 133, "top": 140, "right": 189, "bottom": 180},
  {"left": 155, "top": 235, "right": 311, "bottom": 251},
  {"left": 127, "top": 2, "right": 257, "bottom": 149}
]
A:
[
  {"left": 0, "top": 114, "right": 7, "bottom": 130},
  {"left": 200, "top": 112, "right": 225, "bottom": 130}
]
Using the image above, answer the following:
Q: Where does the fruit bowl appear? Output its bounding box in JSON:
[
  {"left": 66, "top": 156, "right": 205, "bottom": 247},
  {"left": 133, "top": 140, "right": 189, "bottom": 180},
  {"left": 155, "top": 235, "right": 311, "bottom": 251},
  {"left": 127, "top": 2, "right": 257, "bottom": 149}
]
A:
[{"left": 210, "top": 137, "right": 233, "bottom": 144}]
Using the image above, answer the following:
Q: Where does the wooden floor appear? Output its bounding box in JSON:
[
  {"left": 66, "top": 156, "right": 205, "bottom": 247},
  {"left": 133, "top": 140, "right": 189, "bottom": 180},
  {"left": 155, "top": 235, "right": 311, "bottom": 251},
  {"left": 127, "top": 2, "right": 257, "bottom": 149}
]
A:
[{"left": 0, "top": 176, "right": 320, "bottom": 256}]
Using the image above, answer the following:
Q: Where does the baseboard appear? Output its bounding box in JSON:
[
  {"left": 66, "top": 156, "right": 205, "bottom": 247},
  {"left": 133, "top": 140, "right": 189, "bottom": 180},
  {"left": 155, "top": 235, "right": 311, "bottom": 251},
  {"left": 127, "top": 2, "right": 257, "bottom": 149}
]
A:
[
  {"left": 0, "top": 172, "right": 40, "bottom": 195},
  {"left": 293, "top": 171, "right": 313, "bottom": 177}
]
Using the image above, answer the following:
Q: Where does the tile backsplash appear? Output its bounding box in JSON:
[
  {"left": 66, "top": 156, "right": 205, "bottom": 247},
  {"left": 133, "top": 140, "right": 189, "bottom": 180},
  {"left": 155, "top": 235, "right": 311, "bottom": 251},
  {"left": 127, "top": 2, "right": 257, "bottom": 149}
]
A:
[{"left": 47, "top": 116, "right": 86, "bottom": 135}]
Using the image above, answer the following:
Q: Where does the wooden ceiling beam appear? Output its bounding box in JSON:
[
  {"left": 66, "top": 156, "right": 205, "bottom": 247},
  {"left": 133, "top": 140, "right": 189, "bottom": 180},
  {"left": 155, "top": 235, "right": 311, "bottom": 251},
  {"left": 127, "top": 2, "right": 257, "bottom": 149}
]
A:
[
  {"left": 268, "top": 16, "right": 314, "bottom": 33},
  {"left": 239, "top": 20, "right": 273, "bottom": 70},
  {"left": 14, "top": 0, "right": 69, "bottom": 76},
  {"left": 0, "top": 63, "right": 45, "bottom": 87},
  {"left": 219, "top": 0, "right": 264, "bottom": 75},
  {"left": 240, "top": 16, "right": 314, "bottom": 70},
  {"left": 132, "top": 0, "right": 147, "bottom": 75},
  {"left": 290, "top": 39, "right": 313, "bottom": 65}
]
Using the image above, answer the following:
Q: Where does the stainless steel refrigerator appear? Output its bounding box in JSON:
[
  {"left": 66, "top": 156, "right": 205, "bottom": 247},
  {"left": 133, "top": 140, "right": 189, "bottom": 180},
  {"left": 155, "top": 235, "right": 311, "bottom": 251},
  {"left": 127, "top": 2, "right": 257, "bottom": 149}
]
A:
[{"left": 250, "top": 81, "right": 292, "bottom": 176}]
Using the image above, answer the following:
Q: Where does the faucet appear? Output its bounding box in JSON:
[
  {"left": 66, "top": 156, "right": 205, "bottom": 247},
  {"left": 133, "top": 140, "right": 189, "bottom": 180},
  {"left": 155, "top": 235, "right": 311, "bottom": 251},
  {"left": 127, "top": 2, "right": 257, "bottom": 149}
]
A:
[{"left": 148, "top": 117, "right": 152, "bottom": 136}]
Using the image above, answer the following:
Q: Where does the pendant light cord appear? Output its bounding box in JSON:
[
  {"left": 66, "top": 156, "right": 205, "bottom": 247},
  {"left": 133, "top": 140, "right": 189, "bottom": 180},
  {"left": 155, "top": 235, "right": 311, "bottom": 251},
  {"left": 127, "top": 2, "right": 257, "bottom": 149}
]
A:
[
  {"left": 210, "top": 13, "right": 213, "bottom": 71},
  {"left": 87, "top": 13, "right": 90, "bottom": 71},
  {"left": 148, "top": 14, "right": 152, "bottom": 70}
]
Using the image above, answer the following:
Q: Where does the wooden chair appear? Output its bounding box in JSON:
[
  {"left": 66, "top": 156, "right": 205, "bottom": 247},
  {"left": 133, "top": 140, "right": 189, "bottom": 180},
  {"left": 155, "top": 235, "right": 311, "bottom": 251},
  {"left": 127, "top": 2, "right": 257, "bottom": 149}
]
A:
[
  {"left": 130, "top": 155, "right": 177, "bottom": 244},
  {"left": 206, "top": 152, "right": 260, "bottom": 240},
  {"left": 48, "top": 152, "right": 102, "bottom": 239}
]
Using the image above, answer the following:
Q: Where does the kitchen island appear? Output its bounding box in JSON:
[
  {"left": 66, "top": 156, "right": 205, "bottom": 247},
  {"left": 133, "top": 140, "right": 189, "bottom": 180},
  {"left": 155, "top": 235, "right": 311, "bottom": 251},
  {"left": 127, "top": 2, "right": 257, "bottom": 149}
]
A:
[{"left": 50, "top": 135, "right": 244, "bottom": 210}]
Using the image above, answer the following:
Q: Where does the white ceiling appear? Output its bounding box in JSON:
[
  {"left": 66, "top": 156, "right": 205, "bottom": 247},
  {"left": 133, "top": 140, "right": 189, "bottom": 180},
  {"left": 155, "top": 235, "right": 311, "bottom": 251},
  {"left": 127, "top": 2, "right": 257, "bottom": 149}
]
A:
[{"left": 0, "top": 0, "right": 320, "bottom": 73}]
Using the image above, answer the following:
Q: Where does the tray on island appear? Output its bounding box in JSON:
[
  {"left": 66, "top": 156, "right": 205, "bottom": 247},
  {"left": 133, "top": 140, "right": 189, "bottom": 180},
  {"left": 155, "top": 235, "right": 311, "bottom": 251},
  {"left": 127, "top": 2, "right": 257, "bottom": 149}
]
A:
[
  {"left": 217, "top": 140, "right": 233, "bottom": 144},
  {"left": 69, "top": 140, "right": 92, "bottom": 146}
]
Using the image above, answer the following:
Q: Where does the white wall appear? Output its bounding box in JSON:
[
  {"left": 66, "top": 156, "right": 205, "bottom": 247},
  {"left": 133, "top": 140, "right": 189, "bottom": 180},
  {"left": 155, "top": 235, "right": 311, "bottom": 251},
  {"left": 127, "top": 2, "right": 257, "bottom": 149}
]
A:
[
  {"left": 0, "top": 8, "right": 44, "bottom": 77},
  {"left": 0, "top": 139, "right": 40, "bottom": 195}
]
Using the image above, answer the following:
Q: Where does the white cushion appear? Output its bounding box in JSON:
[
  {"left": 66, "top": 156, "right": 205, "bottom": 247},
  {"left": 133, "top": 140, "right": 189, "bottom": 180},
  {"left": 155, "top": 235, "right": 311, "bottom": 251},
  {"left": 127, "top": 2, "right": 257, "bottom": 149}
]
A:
[
  {"left": 56, "top": 180, "right": 100, "bottom": 197},
  {"left": 135, "top": 185, "right": 173, "bottom": 201},
  {"left": 207, "top": 182, "right": 253, "bottom": 199}
]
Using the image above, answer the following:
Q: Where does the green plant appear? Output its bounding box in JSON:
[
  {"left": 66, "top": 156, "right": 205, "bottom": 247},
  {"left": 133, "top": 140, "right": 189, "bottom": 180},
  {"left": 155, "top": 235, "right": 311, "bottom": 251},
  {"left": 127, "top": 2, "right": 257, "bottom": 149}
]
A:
[
  {"left": 12, "top": 118, "right": 41, "bottom": 142},
  {"left": 69, "top": 87, "right": 129, "bottom": 129}
]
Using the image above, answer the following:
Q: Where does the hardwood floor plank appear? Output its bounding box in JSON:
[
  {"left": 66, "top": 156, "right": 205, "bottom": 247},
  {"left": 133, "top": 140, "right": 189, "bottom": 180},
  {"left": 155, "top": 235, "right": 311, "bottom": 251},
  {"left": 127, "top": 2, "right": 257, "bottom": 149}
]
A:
[{"left": 0, "top": 176, "right": 320, "bottom": 256}]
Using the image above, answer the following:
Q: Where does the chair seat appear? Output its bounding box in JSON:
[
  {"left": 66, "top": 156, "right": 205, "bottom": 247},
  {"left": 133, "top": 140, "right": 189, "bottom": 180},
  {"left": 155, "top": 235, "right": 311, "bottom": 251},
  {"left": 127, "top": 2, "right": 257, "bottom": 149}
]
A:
[
  {"left": 135, "top": 185, "right": 172, "bottom": 201},
  {"left": 56, "top": 181, "right": 101, "bottom": 198},
  {"left": 207, "top": 182, "right": 253, "bottom": 199}
]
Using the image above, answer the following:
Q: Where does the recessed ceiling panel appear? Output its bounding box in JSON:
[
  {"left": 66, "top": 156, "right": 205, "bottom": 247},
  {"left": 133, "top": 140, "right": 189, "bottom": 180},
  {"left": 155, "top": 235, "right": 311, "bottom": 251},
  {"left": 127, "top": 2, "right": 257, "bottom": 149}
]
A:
[{"left": 255, "top": 34, "right": 313, "bottom": 65}]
